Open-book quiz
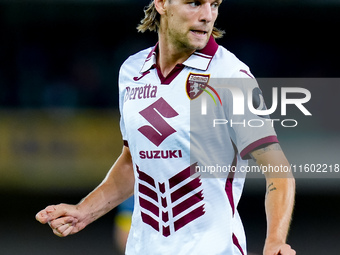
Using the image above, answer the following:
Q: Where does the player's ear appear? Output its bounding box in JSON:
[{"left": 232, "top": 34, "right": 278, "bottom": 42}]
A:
[{"left": 154, "top": 0, "right": 167, "bottom": 15}]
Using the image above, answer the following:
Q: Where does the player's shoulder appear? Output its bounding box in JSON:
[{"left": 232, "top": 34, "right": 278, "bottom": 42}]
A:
[
  {"left": 212, "top": 45, "right": 254, "bottom": 79},
  {"left": 120, "top": 47, "right": 152, "bottom": 72},
  {"left": 118, "top": 46, "right": 153, "bottom": 87}
]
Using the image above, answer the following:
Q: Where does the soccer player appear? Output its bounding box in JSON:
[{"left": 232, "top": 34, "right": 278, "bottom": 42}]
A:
[{"left": 36, "top": 1, "right": 296, "bottom": 254}]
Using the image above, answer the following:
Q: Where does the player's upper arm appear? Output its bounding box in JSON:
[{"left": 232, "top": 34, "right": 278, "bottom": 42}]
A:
[
  {"left": 250, "top": 143, "right": 293, "bottom": 178},
  {"left": 120, "top": 145, "right": 133, "bottom": 168}
]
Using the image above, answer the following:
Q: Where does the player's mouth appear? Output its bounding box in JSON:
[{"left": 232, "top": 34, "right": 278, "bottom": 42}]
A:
[{"left": 190, "top": 30, "right": 208, "bottom": 37}]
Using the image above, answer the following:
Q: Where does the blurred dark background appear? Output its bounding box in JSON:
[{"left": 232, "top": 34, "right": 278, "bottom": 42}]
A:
[{"left": 1, "top": 0, "right": 340, "bottom": 254}]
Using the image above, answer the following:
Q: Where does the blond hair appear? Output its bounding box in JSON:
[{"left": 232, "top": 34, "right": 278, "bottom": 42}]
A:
[{"left": 137, "top": 1, "right": 225, "bottom": 39}]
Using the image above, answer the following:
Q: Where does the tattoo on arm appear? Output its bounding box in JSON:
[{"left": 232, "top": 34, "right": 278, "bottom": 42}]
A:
[
  {"left": 266, "top": 182, "right": 277, "bottom": 195},
  {"left": 250, "top": 143, "right": 282, "bottom": 162}
]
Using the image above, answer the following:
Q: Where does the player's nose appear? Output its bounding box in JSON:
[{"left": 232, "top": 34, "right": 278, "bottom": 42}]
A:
[{"left": 199, "top": 3, "right": 213, "bottom": 23}]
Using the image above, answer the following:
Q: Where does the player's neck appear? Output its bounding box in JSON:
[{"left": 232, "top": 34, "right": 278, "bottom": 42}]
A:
[{"left": 157, "top": 34, "right": 194, "bottom": 78}]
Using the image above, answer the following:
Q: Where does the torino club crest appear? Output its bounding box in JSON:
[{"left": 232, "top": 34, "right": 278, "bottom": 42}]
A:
[
  {"left": 186, "top": 73, "right": 222, "bottom": 106},
  {"left": 186, "top": 73, "right": 210, "bottom": 100}
]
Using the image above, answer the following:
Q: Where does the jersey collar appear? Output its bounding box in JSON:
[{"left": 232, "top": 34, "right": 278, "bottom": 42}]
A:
[{"left": 140, "top": 36, "right": 219, "bottom": 74}]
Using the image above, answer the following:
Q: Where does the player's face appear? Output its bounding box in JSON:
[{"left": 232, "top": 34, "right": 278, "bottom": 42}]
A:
[{"left": 162, "top": 0, "right": 221, "bottom": 51}]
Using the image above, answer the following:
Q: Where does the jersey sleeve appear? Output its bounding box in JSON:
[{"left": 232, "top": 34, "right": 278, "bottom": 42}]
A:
[
  {"left": 225, "top": 70, "right": 278, "bottom": 159},
  {"left": 118, "top": 64, "right": 129, "bottom": 147}
]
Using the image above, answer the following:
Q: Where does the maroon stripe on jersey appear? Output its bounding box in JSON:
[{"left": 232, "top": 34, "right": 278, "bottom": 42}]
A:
[
  {"left": 139, "top": 197, "right": 159, "bottom": 217},
  {"left": 171, "top": 177, "right": 202, "bottom": 203},
  {"left": 225, "top": 172, "right": 235, "bottom": 216},
  {"left": 169, "top": 165, "right": 191, "bottom": 189},
  {"left": 162, "top": 226, "right": 170, "bottom": 237},
  {"left": 232, "top": 233, "right": 245, "bottom": 255},
  {"left": 139, "top": 183, "right": 158, "bottom": 202},
  {"left": 146, "top": 43, "right": 158, "bottom": 60},
  {"left": 172, "top": 190, "right": 204, "bottom": 217},
  {"left": 162, "top": 211, "right": 169, "bottom": 222},
  {"left": 161, "top": 196, "right": 167, "bottom": 208},
  {"left": 137, "top": 166, "right": 156, "bottom": 188},
  {"left": 193, "top": 52, "right": 213, "bottom": 60},
  {"left": 225, "top": 142, "right": 238, "bottom": 216},
  {"left": 141, "top": 212, "right": 159, "bottom": 232},
  {"left": 156, "top": 64, "right": 185, "bottom": 85},
  {"left": 174, "top": 205, "right": 205, "bottom": 232},
  {"left": 158, "top": 182, "right": 166, "bottom": 193},
  {"left": 123, "top": 140, "right": 129, "bottom": 147},
  {"left": 240, "top": 136, "right": 279, "bottom": 159},
  {"left": 239, "top": 69, "right": 254, "bottom": 79},
  {"left": 197, "top": 35, "right": 218, "bottom": 57}
]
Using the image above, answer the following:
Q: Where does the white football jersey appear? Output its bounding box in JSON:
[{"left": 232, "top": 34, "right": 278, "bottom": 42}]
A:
[{"left": 118, "top": 36, "right": 278, "bottom": 255}]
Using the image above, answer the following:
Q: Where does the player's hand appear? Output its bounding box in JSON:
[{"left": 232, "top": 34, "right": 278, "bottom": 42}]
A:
[
  {"left": 263, "top": 242, "right": 296, "bottom": 255},
  {"left": 36, "top": 204, "right": 87, "bottom": 237}
]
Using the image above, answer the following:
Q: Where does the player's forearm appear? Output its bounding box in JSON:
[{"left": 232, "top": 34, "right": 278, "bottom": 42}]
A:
[
  {"left": 264, "top": 177, "right": 295, "bottom": 244},
  {"left": 250, "top": 143, "right": 296, "bottom": 245},
  {"left": 76, "top": 147, "right": 134, "bottom": 226}
]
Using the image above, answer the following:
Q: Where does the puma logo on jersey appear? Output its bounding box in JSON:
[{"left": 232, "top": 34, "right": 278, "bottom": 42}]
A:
[
  {"left": 124, "top": 84, "right": 157, "bottom": 102},
  {"left": 137, "top": 164, "right": 205, "bottom": 237}
]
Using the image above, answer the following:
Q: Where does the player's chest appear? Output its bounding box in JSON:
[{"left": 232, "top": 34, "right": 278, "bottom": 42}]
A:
[
  {"left": 122, "top": 68, "right": 213, "bottom": 111},
  {"left": 122, "top": 69, "right": 193, "bottom": 122}
]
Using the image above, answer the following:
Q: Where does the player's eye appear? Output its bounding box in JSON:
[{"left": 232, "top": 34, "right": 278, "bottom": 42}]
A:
[
  {"left": 188, "top": 1, "right": 201, "bottom": 7},
  {"left": 211, "top": 3, "right": 218, "bottom": 8},
  {"left": 211, "top": 1, "right": 221, "bottom": 9}
]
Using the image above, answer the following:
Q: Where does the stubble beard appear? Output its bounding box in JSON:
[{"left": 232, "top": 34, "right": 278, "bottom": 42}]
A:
[{"left": 180, "top": 31, "right": 211, "bottom": 52}]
